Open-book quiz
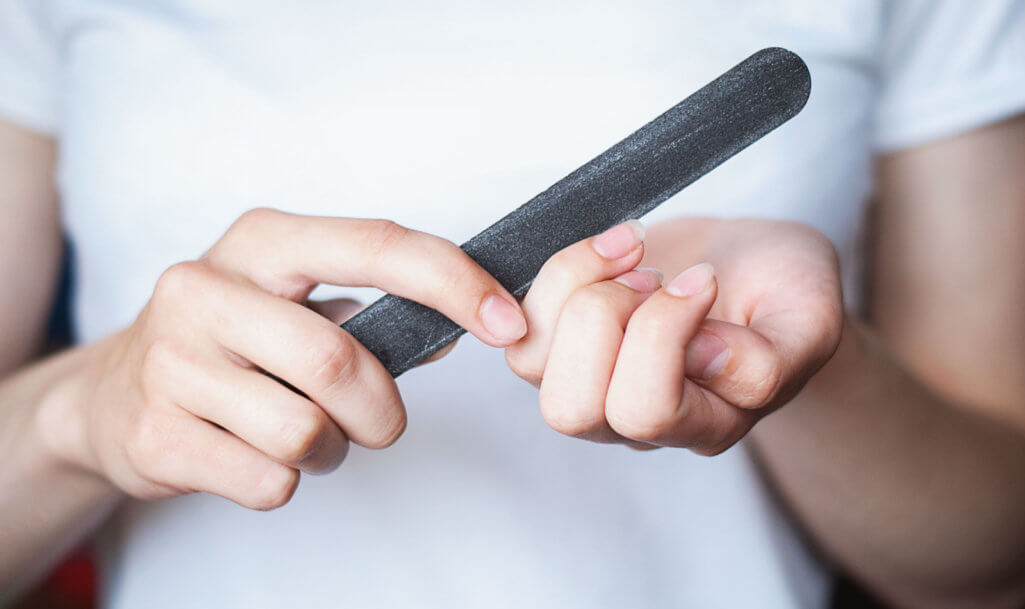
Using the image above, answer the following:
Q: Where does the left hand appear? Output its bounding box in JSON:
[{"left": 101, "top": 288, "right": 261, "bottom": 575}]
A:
[{"left": 504, "top": 217, "right": 844, "bottom": 454}]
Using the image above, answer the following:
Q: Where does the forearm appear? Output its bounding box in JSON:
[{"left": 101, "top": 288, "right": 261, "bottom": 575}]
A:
[
  {"left": 0, "top": 345, "right": 123, "bottom": 604},
  {"left": 750, "top": 317, "right": 1025, "bottom": 609}
]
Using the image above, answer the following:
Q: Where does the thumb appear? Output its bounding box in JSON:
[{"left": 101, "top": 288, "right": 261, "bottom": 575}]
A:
[{"left": 684, "top": 312, "right": 841, "bottom": 410}]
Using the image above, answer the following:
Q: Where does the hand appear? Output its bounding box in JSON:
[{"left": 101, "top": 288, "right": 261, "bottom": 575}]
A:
[
  {"left": 504, "top": 217, "right": 843, "bottom": 454},
  {"left": 37, "top": 209, "right": 527, "bottom": 509}
]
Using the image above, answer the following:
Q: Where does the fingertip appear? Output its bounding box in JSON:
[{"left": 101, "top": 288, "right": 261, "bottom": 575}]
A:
[
  {"left": 479, "top": 294, "right": 527, "bottom": 344},
  {"left": 665, "top": 262, "right": 716, "bottom": 298},
  {"left": 592, "top": 220, "right": 645, "bottom": 260}
]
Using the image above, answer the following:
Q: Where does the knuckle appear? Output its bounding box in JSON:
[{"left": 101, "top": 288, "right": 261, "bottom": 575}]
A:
[
  {"left": 539, "top": 398, "right": 603, "bottom": 438},
  {"left": 139, "top": 339, "right": 183, "bottom": 391},
  {"left": 154, "top": 261, "right": 209, "bottom": 304},
  {"left": 736, "top": 352, "right": 784, "bottom": 409},
  {"left": 307, "top": 333, "right": 360, "bottom": 394},
  {"left": 625, "top": 309, "right": 673, "bottom": 344},
  {"left": 431, "top": 256, "right": 478, "bottom": 300},
  {"left": 605, "top": 400, "right": 674, "bottom": 444},
  {"left": 531, "top": 242, "right": 591, "bottom": 293},
  {"left": 247, "top": 466, "right": 300, "bottom": 511},
  {"left": 611, "top": 418, "right": 667, "bottom": 444},
  {"left": 277, "top": 413, "right": 330, "bottom": 465},
  {"left": 564, "top": 285, "right": 620, "bottom": 323},
  {"left": 361, "top": 219, "right": 411, "bottom": 261},
  {"left": 232, "top": 207, "right": 283, "bottom": 233},
  {"left": 124, "top": 411, "right": 168, "bottom": 475},
  {"left": 548, "top": 242, "right": 587, "bottom": 272},
  {"left": 208, "top": 208, "right": 285, "bottom": 262},
  {"left": 538, "top": 254, "right": 585, "bottom": 291}
]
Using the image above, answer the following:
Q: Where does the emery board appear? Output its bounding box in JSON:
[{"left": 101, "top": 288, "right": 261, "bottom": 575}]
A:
[{"left": 341, "top": 47, "right": 811, "bottom": 377}]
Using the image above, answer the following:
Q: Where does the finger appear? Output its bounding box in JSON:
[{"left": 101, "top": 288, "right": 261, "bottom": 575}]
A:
[
  {"left": 684, "top": 310, "right": 842, "bottom": 410},
  {"left": 127, "top": 409, "right": 300, "bottom": 511},
  {"left": 148, "top": 347, "right": 349, "bottom": 474},
  {"left": 224, "top": 297, "right": 405, "bottom": 450},
  {"left": 165, "top": 264, "right": 406, "bottom": 449},
  {"left": 538, "top": 269, "right": 662, "bottom": 442},
  {"left": 308, "top": 297, "right": 363, "bottom": 325},
  {"left": 606, "top": 263, "right": 753, "bottom": 450},
  {"left": 205, "top": 209, "right": 526, "bottom": 346},
  {"left": 506, "top": 220, "right": 646, "bottom": 384}
]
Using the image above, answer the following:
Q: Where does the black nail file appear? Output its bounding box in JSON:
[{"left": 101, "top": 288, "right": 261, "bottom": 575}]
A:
[{"left": 341, "top": 47, "right": 811, "bottom": 377}]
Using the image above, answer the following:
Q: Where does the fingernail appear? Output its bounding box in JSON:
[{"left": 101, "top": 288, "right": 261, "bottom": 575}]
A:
[
  {"left": 666, "top": 262, "right": 714, "bottom": 297},
  {"left": 480, "top": 295, "right": 527, "bottom": 342},
  {"left": 686, "top": 332, "right": 729, "bottom": 379},
  {"left": 592, "top": 220, "right": 644, "bottom": 260},
  {"left": 613, "top": 268, "right": 663, "bottom": 292}
]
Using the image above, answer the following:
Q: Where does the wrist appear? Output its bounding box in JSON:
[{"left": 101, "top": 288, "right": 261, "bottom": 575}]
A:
[
  {"left": 749, "top": 312, "right": 858, "bottom": 437},
  {"left": 31, "top": 344, "right": 110, "bottom": 479}
]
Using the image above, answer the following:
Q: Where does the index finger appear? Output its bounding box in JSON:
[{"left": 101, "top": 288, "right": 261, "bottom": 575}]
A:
[{"left": 205, "top": 209, "right": 526, "bottom": 347}]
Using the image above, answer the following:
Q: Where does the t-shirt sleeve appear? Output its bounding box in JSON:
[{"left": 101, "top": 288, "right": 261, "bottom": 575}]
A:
[
  {"left": 0, "top": 0, "right": 59, "bottom": 134},
  {"left": 873, "top": 0, "right": 1025, "bottom": 153}
]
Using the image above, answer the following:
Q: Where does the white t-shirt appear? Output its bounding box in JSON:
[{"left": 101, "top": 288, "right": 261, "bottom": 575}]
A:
[{"left": 2, "top": 1, "right": 1024, "bottom": 607}]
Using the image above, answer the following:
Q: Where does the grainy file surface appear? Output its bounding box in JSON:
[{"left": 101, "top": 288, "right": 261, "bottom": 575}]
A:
[{"left": 341, "top": 47, "right": 811, "bottom": 377}]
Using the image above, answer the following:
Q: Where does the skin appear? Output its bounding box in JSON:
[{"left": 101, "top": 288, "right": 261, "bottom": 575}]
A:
[
  {"left": 0, "top": 111, "right": 1023, "bottom": 609},
  {"left": 750, "top": 115, "right": 1025, "bottom": 609},
  {"left": 505, "top": 217, "right": 843, "bottom": 453}
]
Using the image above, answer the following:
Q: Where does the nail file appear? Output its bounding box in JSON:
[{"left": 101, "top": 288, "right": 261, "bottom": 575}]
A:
[{"left": 341, "top": 47, "right": 811, "bottom": 377}]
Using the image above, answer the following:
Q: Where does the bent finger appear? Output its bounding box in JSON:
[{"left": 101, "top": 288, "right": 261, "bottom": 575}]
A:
[
  {"left": 180, "top": 270, "right": 407, "bottom": 449},
  {"left": 506, "top": 220, "right": 646, "bottom": 383},
  {"left": 539, "top": 269, "right": 661, "bottom": 442},
  {"left": 131, "top": 411, "right": 301, "bottom": 511},
  {"left": 152, "top": 350, "right": 350, "bottom": 474},
  {"left": 606, "top": 263, "right": 731, "bottom": 448}
]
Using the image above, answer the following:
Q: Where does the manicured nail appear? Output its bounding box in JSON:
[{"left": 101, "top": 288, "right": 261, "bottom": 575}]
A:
[
  {"left": 592, "top": 220, "right": 644, "bottom": 260},
  {"left": 686, "top": 332, "right": 729, "bottom": 379},
  {"left": 613, "top": 268, "right": 663, "bottom": 292},
  {"left": 480, "top": 294, "right": 527, "bottom": 342},
  {"left": 666, "top": 262, "right": 714, "bottom": 297}
]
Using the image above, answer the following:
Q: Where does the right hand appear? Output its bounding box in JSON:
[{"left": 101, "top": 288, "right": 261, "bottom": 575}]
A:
[{"left": 36, "top": 209, "right": 527, "bottom": 510}]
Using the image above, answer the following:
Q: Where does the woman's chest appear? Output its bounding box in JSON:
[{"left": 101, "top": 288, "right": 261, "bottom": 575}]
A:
[{"left": 51, "top": 0, "right": 883, "bottom": 337}]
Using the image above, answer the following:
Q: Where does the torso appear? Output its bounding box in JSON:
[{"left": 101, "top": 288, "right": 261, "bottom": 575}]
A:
[{"left": 49, "top": 1, "right": 886, "bottom": 606}]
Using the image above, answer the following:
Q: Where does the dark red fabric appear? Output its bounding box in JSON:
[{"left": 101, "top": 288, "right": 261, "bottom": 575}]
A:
[{"left": 14, "top": 548, "right": 95, "bottom": 609}]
